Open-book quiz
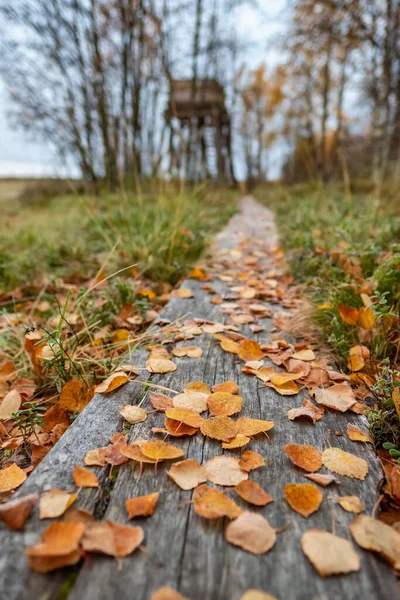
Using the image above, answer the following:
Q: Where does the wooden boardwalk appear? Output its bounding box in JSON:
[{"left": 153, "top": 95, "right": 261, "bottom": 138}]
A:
[{"left": 1, "top": 198, "right": 399, "bottom": 600}]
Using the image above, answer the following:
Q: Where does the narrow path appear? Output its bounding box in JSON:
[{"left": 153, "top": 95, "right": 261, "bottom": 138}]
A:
[{"left": 0, "top": 198, "right": 398, "bottom": 600}]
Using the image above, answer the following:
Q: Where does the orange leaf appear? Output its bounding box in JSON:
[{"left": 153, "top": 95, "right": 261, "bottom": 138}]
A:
[
  {"left": 0, "top": 493, "right": 38, "bottom": 529},
  {"left": 222, "top": 434, "right": 251, "bottom": 449},
  {"left": 225, "top": 511, "right": 276, "bottom": 554},
  {"left": 82, "top": 520, "right": 144, "bottom": 557},
  {"left": 338, "top": 304, "right": 359, "bottom": 325},
  {"left": 165, "top": 408, "right": 203, "bottom": 428},
  {"left": 73, "top": 465, "right": 99, "bottom": 488},
  {"left": 204, "top": 456, "right": 248, "bottom": 486},
  {"left": 236, "top": 417, "right": 274, "bottom": 437},
  {"left": 193, "top": 484, "right": 242, "bottom": 519},
  {"left": 150, "top": 392, "right": 174, "bottom": 412},
  {"left": 284, "top": 443, "right": 322, "bottom": 473},
  {"left": 239, "top": 450, "right": 265, "bottom": 472},
  {"left": 59, "top": 380, "right": 93, "bottom": 413},
  {"left": 237, "top": 339, "right": 264, "bottom": 362},
  {"left": 337, "top": 496, "right": 365, "bottom": 513},
  {"left": 164, "top": 418, "right": 198, "bottom": 437},
  {"left": 150, "top": 587, "right": 188, "bottom": 600},
  {"left": 200, "top": 416, "right": 238, "bottom": 442},
  {"left": 171, "top": 288, "right": 193, "bottom": 298},
  {"left": 120, "top": 405, "right": 147, "bottom": 424},
  {"left": 39, "top": 489, "right": 77, "bottom": 519},
  {"left": 284, "top": 483, "right": 323, "bottom": 518},
  {"left": 167, "top": 459, "right": 207, "bottom": 490},
  {"left": 347, "top": 423, "right": 373, "bottom": 443},
  {"left": 126, "top": 492, "right": 159, "bottom": 519},
  {"left": 359, "top": 306, "right": 375, "bottom": 329},
  {"left": 140, "top": 440, "right": 184, "bottom": 461},
  {"left": 146, "top": 358, "right": 177, "bottom": 374},
  {"left": 94, "top": 372, "right": 129, "bottom": 394},
  {"left": 301, "top": 529, "right": 360, "bottom": 576},
  {"left": 172, "top": 391, "right": 208, "bottom": 414},
  {"left": 304, "top": 473, "right": 339, "bottom": 487},
  {"left": 313, "top": 384, "right": 355, "bottom": 412},
  {"left": 207, "top": 392, "right": 243, "bottom": 416},
  {"left": 347, "top": 346, "right": 370, "bottom": 372},
  {"left": 212, "top": 381, "right": 240, "bottom": 395},
  {"left": 234, "top": 480, "right": 273, "bottom": 506},
  {"left": 350, "top": 515, "right": 400, "bottom": 569},
  {"left": 0, "top": 463, "right": 27, "bottom": 493},
  {"left": 27, "top": 522, "right": 84, "bottom": 573},
  {"left": 0, "top": 390, "right": 21, "bottom": 420}
]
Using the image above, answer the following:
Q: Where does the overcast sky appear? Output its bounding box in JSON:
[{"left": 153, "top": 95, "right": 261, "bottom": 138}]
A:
[{"left": 0, "top": 1, "right": 287, "bottom": 178}]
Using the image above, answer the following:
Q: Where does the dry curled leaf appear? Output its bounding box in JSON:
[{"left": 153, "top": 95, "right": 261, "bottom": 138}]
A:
[
  {"left": 84, "top": 448, "right": 106, "bottom": 467},
  {"left": 27, "top": 522, "right": 84, "bottom": 573},
  {"left": 291, "top": 349, "right": 315, "bottom": 361},
  {"left": 225, "top": 511, "right": 276, "bottom": 555},
  {"left": 304, "top": 473, "right": 339, "bottom": 487},
  {"left": 94, "top": 371, "right": 129, "bottom": 394},
  {"left": 222, "top": 434, "right": 251, "bottom": 449},
  {"left": 347, "top": 345, "right": 369, "bottom": 371},
  {"left": 288, "top": 398, "right": 324, "bottom": 424},
  {"left": 347, "top": 423, "right": 373, "bottom": 443},
  {"left": 121, "top": 444, "right": 157, "bottom": 464},
  {"left": 167, "top": 459, "right": 207, "bottom": 490},
  {"left": 165, "top": 408, "right": 203, "bottom": 428},
  {"left": 237, "top": 339, "right": 264, "bottom": 362},
  {"left": 350, "top": 515, "right": 400, "bottom": 569},
  {"left": 146, "top": 358, "right": 177, "bottom": 374},
  {"left": 301, "top": 529, "right": 360, "bottom": 576},
  {"left": 322, "top": 447, "right": 368, "bottom": 480},
  {"left": 212, "top": 381, "right": 239, "bottom": 395},
  {"left": 120, "top": 405, "right": 147, "bottom": 424},
  {"left": 205, "top": 456, "right": 248, "bottom": 486},
  {"left": 0, "top": 463, "right": 27, "bottom": 493},
  {"left": 234, "top": 480, "right": 273, "bottom": 507},
  {"left": 172, "top": 346, "right": 202, "bottom": 358},
  {"left": 73, "top": 465, "right": 99, "bottom": 488},
  {"left": 284, "top": 483, "right": 323, "bottom": 518},
  {"left": 126, "top": 492, "right": 159, "bottom": 519},
  {"left": 337, "top": 496, "right": 365, "bottom": 513},
  {"left": 236, "top": 417, "right": 274, "bottom": 437},
  {"left": 284, "top": 443, "right": 322, "bottom": 473},
  {"left": 0, "top": 493, "right": 38, "bottom": 529},
  {"left": 39, "top": 489, "right": 77, "bottom": 519},
  {"left": 82, "top": 520, "right": 144, "bottom": 557},
  {"left": 200, "top": 416, "right": 238, "bottom": 442},
  {"left": 239, "top": 450, "right": 265, "bottom": 472},
  {"left": 140, "top": 440, "right": 184, "bottom": 461},
  {"left": 207, "top": 392, "right": 243, "bottom": 416},
  {"left": 164, "top": 418, "right": 198, "bottom": 437},
  {"left": 193, "top": 484, "right": 242, "bottom": 519},
  {"left": 150, "top": 392, "right": 174, "bottom": 412},
  {"left": 313, "top": 384, "right": 355, "bottom": 412},
  {"left": 172, "top": 391, "right": 208, "bottom": 414}
]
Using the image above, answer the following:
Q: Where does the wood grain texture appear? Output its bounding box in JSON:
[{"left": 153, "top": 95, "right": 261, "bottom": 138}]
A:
[{"left": 1, "top": 198, "right": 398, "bottom": 600}]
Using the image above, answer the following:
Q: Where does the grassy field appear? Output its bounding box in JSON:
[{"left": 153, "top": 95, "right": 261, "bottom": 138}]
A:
[{"left": 258, "top": 183, "right": 400, "bottom": 448}]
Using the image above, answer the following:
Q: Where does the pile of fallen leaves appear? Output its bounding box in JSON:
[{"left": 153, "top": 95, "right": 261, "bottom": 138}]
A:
[{"left": 1, "top": 202, "right": 400, "bottom": 597}]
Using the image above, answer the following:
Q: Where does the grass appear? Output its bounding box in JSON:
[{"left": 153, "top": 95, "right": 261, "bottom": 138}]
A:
[
  {"left": 0, "top": 179, "right": 237, "bottom": 468},
  {"left": 257, "top": 182, "right": 400, "bottom": 448}
]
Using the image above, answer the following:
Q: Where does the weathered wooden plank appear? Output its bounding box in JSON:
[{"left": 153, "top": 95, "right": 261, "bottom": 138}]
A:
[{"left": 1, "top": 198, "right": 398, "bottom": 600}]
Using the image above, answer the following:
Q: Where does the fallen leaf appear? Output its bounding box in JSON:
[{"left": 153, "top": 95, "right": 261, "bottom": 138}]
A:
[
  {"left": 338, "top": 304, "right": 359, "bottom": 325},
  {"left": 347, "top": 423, "right": 373, "bottom": 443},
  {"left": 140, "top": 440, "right": 184, "bottom": 461},
  {"left": 73, "top": 465, "right": 99, "bottom": 488},
  {"left": 268, "top": 379, "right": 299, "bottom": 396},
  {"left": 222, "top": 434, "right": 251, "bottom": 449},
  {"left": 284, "top": 483, "right": 323, "bottom": 517},
  {"left": 39, "top": 489, "right": 77, "bottom": 519},
  {"left": 392, "top": 387, "right": 400, "bottom": 420},
  {"left": 347, "top": 345, "right": 370, "bottom": 372},
  {"left": 84, "top": 448, "right": 107, "bottom": 467},
  {"left": 165, "top": 408, "right": 203, "bottom": 428},
  {"left": 0, "top": 463, "right": 27, "bottom": 493},
  {"left": 172, "top": 346, "right": 202, "bottom": 358},
  {"left": 234, "top": 480, "right": 273, "bottom": 506},
  {"left": 204, "top": 323, "right": 226, "bottom": 334},
  {"left": 301, "top": 529, "right": 360, "bottom": 576},
  {"left": 120, "top": 405, "right": 147, "bottom": 424},
  {"left": 212, "top": 381, "right": 240, "bottom": 394},
  {"left": 171, "top": 288, "right": 193, "bottom": 298},
  {"left": 27, "top": 522, "right": 84, "bottom": 573},
  {"left": 173, "top": 391, "right": 208, "bottom": 414},
  {"left": 200, "top": 416, "right": 238, "bottom": 442},
  {"left": 204, "top": 456, "right": 248, "bottom": 486},
  {"left": 94, "top": 372, "right": 129, "bottom": 394},
  {"left": 126, "top": 492, "right": 159, "bottom": 519},
  {"left": 291, "top": 349, "right": 315, "bottom": 361},
  {"left": 207, "top": 392, "right": 243, "bottom": 416},
  {"left": 164, "top": 418, "right": 198, "bottom": 437},
  {"left": 322, "top": 447, "right": 368, "bottom": 480},
  {"left": 0, "top": 360, "right": 17, "bottom": 383},
  {"left": 167, "top": 459, "right": 207, "bottom": 490},
  {"left": 193, "top": 484, "right": 242, "bottom": 519},
  {"left": 288, "top": 399, "right": 324, "bottom": 424},
  {"left": 313, "top": 384, "right": 355, "bottom": 412},
  {"left": 0, "top": 493, "right": 38, "bottom": 529},
  {"left": 284, "top": 443, "right": 322, "bottom": 472},
  {"left": 121, "top": 444, "right": 157, "bottom": 464},
  {"left": 82, "top": 520, "right": 144, "bottom": 557},
  {"left": 185, "top": 381, "right": 211, "bottom": 395},
  {"left": 150, "top": 587, "right": 188, "bottom": 600},
  {"left": 239, "top": 450, "right": 265, "bottom": 472},
  {"left": 225, "top": 511, "right": 276, "bottom": 554},
  {"left": 237, "top": 340, "right": 264, "bottom": 362},
  {"left": 359, "top": 306, "right": 375, "bottom": 329},
  {"left": 236, "top": 417, "right": 274, "bottom": 437},
  {"left": 337, "top": 496, "right": 365, "bottom": 513},
  {"left": 240, "top": 591, "right": 278, "bottom": 600},
  {"left": 304, "top": 473, "right": 339, "bottom": 487},
  {"left": 0, "top": 389, "right": 21, "bottom": 420},
  {"left": 146, "top": 358, "right": 177, "bottom": 374},
  {"left": 150, "top": 392, "right": 174, "bottom": 412},
  {"left": 188, "top": 267, "right": 208, "bottom": 280},
  {"left": 350, "top": 515, "right": 400, "bottom": 569},
  {"left": 59, "top": 380, "right": 93, "bottom": 413}
]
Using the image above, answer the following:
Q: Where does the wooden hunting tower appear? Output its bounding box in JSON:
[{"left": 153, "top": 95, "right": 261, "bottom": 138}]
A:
[{"left": 165, "top": 79, "right": 235, "bottom": 183}]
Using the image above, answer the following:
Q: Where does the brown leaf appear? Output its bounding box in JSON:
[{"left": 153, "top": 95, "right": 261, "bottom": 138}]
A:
[
  {"left": 150, "top": 392, "right": 174, "bottom": 412},
  {"left": 0, "top": 493, "right": 38, "bottom": 529},
  {"left": 126, "top": 492, "right": 159, "bottom": 519},
  {"left": 0, "top": 463, "right": 27, "bottom": 493},
  {"left": 234, "top": 480, "right": 273, "bottom": 506},
  {"left": 288, "top": 398, "right": 324, "bottom": 424},
  {"left": 225, "top": 511, "right": 276, "bottom": 555},
  {"left": 304, "top": 473, "right": 339, "bottom": 487},
  {"left": 193, "top": 484, "right": 242, "bottom": 519},
  {"left": 121, "top": 444, "right": 157, "bottom": 464},
  {"left": 337, "top": 496, "right": 365, "bottom": 513},
  {"left": 39, "top": 489, "right": 77, "bottom": 519},
  {"left": 347, "top": 423, "right": 373, "bottom": 443},
  {"left": 284, "top": 483, "right": 323, "bottom": 517},
  {"left": 205, "top": 456, "right": 248, "bottom": 486},
  {"left": 239, "top": 450, "right": 265, "bottom": 472},
  {"left": 167, "top": 459, "right": 207, "bottom": 490},
  {"left": 120, "top": 405, "right": 147, "bottom": 424},
  {"left": 94, "top": 372, "right": 129, "bottom": 394},
  {"left": 284, "top": 443, "right": 322, "bottom": 472},
  {"left": 301, "top": 529, "right": 360, "bottom": 576},
  {"left": 73, "top": 465, "right": 99, "bottom": 488},
  {"left": 350, "top": 515, "right": 400, "bottom": 569},
  {"left": 207, "top": 392, "right": 243, "bottom": 416},
  {"left": 322, "top": 448, "right": 368, "bottom": 480},
  {"left": 0, "top": 360, "right": 17, "bottom": 383},
  {"left": 82, "top": 520, "right": 144, "bottom": 557},
  {"left": 313, "top": 384, "right": 356, "bottom": 412},
  {"left": 164, "top": 418, "right": 198, "bottom": 437},
  {"left": 200, "top": 416, "right": 238, "bottom": 442}
]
